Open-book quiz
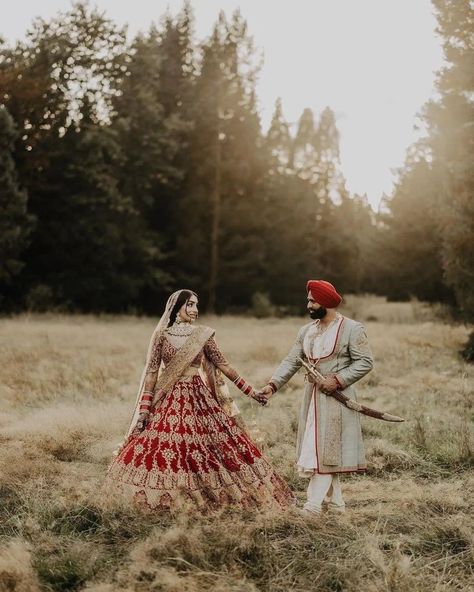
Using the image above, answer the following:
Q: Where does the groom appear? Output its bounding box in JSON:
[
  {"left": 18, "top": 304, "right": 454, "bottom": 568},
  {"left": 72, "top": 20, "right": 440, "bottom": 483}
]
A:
[{"left": 259, "top": 280, "right": 374, "bottom": 513}]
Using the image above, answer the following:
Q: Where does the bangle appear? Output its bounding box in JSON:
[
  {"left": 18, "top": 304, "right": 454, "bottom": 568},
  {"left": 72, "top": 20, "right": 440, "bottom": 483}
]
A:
[
  {"left": 233, "top": 376, "right": 254, "bottom": 397},
  {"left": 334, "top": 375, "right": 343, "bottom": 389},
  {"left": 268, "top": 381, "right": 277, "bottom": 394}
]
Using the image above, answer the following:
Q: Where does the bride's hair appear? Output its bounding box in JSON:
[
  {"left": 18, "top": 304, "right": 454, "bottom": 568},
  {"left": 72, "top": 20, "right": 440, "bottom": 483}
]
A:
[{"left": 167, "top": 289, "right": 198, "bottom": 327}]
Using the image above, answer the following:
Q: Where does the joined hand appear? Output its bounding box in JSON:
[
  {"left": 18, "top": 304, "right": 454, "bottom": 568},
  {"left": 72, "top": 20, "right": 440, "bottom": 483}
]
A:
[
  {"left": 250, "top": 389, "right": 269, "bottom": 406},
  {"left": 255, "top": 384, "right": 274, "bottom": 405}
]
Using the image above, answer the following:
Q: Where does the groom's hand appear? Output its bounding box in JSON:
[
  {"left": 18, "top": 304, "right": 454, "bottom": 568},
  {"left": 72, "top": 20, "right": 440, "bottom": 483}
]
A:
[
  {"left": 257, "top": 385, "right": 274, "bottom": 403},
  {"left": 319, "top": 375, "right": 339, "bottom": 394}
]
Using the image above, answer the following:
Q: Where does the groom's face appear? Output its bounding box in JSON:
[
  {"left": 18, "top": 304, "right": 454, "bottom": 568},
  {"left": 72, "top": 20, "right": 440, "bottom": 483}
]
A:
[{"left": 307, "top": 292, "right": 327, "bottom": 319}]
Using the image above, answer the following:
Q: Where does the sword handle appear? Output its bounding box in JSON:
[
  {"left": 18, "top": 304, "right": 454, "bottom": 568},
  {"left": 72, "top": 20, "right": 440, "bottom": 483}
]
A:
[{"left": 298, "top": 356, "right": 324, "bottom": 382}]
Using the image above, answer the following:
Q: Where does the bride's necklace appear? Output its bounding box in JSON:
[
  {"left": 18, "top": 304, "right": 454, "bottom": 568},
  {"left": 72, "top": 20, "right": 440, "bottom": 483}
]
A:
[{"left": 167, "top": 320, "right": 193, "bottom": 337}]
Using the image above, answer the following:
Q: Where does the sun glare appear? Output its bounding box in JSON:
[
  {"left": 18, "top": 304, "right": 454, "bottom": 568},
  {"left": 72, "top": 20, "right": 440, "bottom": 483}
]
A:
[{"left": 3, "top": 0, "right": 444, "bottom": 208}]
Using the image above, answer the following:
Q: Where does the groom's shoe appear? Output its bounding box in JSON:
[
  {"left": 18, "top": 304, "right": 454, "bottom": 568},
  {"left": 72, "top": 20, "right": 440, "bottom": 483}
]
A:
[
  {"left": 326, "top": 501, "right": 346, "bottom": 514},
  {"left": 303, "top": 501, "right": 323, "bottom": 515},
  {"left": 288, "top": 506, "right": 311, "bottom": 518}
]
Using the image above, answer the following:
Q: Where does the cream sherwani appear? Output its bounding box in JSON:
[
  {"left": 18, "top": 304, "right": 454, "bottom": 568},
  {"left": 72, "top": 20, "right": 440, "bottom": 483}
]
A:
[
  {"left": 297, "top": 315, "right": 343, "bottom": 475},
  {"left": 270, "top": 314, "right": 374, "bottom": 511}
]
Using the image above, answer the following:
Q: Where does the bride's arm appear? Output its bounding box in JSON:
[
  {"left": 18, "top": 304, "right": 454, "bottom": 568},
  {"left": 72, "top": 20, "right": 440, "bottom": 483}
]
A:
[
  {"left": 203, "top": 337, "right": 266, "bottom": 404},
  {"left": 133, "top": 335, "right": 163, "bottom": 432}
]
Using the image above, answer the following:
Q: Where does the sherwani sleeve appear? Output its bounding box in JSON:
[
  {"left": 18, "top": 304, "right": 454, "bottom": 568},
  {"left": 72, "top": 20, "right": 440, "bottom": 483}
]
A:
[
  {"left": 269, "top": 327, "right": 305, "bottom": 392},
  {"left": 335, "top": 322, "right": 373, "bottom": 388}
]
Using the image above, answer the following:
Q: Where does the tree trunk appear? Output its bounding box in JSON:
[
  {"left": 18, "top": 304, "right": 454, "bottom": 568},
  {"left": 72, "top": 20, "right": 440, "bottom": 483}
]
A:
[{"left": 208, "top": 102, "right": 222, "bottom": 313}]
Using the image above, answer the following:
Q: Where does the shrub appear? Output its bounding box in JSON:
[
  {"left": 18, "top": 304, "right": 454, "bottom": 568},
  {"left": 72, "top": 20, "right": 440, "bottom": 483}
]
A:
[
  {"left": 250, "top": 292, "right": 276, "bottom": 318},
  {"left": 460, "top": 330, "right": 474, "bottom": 363}
]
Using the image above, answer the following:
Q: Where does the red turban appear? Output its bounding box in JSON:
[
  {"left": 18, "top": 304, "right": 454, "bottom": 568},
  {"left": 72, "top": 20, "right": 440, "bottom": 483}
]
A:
[{"left": 307, "top": 280, "right": 342, "bottom": 308}]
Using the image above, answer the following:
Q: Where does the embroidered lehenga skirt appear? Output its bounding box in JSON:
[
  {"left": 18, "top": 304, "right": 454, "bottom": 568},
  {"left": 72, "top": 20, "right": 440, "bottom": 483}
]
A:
[{"left": 104, "top": 375, "right": 293, "bottom": 510}]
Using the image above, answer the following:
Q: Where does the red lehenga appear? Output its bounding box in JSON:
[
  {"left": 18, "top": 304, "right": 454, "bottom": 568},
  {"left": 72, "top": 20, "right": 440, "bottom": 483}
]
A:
[{"left": 104, "top": 323, "right": 294, "bottom": 511}]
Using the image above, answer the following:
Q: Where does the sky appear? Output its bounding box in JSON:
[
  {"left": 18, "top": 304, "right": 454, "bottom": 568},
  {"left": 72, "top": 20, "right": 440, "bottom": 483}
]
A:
[{"left": 2, "top": 0, "right": 445, "bottom": 209}]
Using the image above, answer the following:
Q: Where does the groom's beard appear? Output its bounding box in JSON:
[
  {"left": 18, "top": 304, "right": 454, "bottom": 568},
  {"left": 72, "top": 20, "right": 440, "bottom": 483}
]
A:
[{"left": 309, "top": 307, "right": 327, "bottom": 320}]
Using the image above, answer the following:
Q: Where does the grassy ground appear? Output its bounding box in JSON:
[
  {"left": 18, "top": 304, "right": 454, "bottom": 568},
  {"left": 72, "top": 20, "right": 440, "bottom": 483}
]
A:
[{"left": 0, "top": 298, "right": 472, "bottom": 592}]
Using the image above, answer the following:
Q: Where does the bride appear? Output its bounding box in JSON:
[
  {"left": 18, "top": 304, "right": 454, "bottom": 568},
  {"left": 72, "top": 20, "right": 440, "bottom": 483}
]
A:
[{"left": 104, "top": 289, "right": 293, "bottom": 511}]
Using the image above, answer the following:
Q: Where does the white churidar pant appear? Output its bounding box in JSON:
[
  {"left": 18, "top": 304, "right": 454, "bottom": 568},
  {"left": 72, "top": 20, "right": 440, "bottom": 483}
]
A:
[{"left": 298, "top": 315, "right": 346, "bottom": 513}]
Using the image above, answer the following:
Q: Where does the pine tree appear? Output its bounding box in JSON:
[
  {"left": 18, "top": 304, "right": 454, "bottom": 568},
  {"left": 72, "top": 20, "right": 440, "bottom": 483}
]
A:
[
  {"left": 293, "top": 107, "right": 344, "bottom": 288},
  {"left": 380, "top": 154, "right": 453, "bottom": 302},
  {"left": 386, "top": 1, "right": 473, "bottom": 313},
  {"left": 425, "top": 0, "right": 474, "bottom": 317},
  {"left": 293, "top": 107, "right": 317, "bottom": 176},
  {"left": 22, "top": 117, "right": 167, "bottom": 312},
  {"left": 155, "top": 2, "right": 196, "bottom": 118},
  {"left": 266, "top": 98, "right": 292, "bottom": 172},
  {"left": 112, "top": 5, "right": 196, "bottom": 309},
  {"left": 313, "top": 107, "right": 345, "bottom": 203},
  {"left": 112, "top": 22, "right": 191, "bottom": 226},
  {"left": 181, "top": 10, "right": 266, "bottom": 311}
]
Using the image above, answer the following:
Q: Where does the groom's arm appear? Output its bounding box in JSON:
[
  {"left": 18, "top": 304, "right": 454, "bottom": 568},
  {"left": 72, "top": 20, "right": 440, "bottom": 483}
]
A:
[
  {"left": 334, "top": 322, "right": 374, "bottom": 388},
  {"left": 267, "top": 327, "right": 305, "bottom": 393}
]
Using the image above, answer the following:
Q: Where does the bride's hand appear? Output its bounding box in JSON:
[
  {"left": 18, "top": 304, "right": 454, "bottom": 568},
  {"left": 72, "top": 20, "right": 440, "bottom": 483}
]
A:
[{"left": 131, "top": 411, "right": 150, "bottom": 436}]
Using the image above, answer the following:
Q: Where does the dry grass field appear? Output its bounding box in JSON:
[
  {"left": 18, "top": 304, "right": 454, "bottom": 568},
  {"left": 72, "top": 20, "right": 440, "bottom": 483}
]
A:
[{"left": 0, "top": 297, "right": 473, "bottom": 592}]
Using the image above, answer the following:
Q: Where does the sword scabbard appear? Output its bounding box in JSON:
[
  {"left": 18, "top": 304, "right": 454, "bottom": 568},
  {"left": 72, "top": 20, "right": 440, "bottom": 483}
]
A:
[{"left": 297, "top": 356, "right": 404, "bottom": 423}]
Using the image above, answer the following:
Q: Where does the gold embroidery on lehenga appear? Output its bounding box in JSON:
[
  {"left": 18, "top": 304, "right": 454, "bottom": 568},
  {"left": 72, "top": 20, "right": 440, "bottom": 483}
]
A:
[
  {"left": 105, "top": 325, "right": 293, "bottom": 511},
  {"left": 105, "top": 373, "right": 293, "bottom": 510}
]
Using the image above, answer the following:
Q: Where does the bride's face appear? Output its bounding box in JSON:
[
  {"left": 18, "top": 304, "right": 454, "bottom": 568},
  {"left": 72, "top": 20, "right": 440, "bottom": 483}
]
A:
[{"left": 178, "top": 295, "right": 198, "bottom": 323}]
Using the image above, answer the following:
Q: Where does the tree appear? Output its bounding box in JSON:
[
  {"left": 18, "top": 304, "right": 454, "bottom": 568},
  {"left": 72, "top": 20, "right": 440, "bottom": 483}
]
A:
[
  {"left": 329, "top": 187, "right": 378, "bottom": 295},
  {"left": 22, "top": 117, "right": 167, "bottom": 312},
  {"left": 180, "top": 10, "right": 266, "bottom": 311},
  {"left": 266, "top": 98, "right": 292, "bottom": 173},
  {"left": 0, "top": 3, "right": 166, "bottom": 312},
  {"left": 379, "top": 154, "right": 453, "bottom": 302},
  {"left": 0, "top": 1, "right": 128, "bottom": 159},
  {"left": 112, "top": 5, "right": 197, "bottom": 309},
  {"left": 313, "top": 107, "right": 345, "bottom": 203},
  {"left": 425, "top": 0, "right": 474, "bottom": 318},
  {"left": 0, "top": 106, "right": 33, "bottom": 304},
  {"left": 372, "top": 1, "right": 472, "bottom": 314}
]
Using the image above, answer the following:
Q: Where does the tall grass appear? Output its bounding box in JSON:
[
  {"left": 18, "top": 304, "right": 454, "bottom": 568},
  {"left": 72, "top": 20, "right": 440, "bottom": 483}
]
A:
[{"left": 0, "top": 297, "right": 472, "bottom": 591}]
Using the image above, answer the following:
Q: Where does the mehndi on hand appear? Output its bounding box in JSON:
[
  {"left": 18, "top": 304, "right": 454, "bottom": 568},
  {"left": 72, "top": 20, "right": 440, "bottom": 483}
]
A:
[{"left": 131, "top": 411, "right": 150, "bottom": 436}]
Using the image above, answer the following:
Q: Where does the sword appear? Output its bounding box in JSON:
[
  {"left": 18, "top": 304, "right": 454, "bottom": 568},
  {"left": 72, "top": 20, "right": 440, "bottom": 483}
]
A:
[{"left": 297, "top": 356, "right": 404, "bottom": 423}]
